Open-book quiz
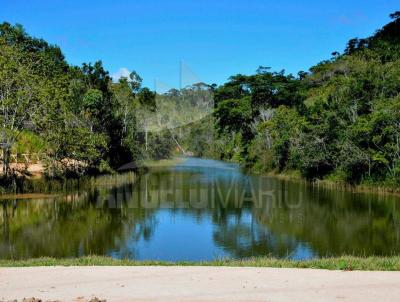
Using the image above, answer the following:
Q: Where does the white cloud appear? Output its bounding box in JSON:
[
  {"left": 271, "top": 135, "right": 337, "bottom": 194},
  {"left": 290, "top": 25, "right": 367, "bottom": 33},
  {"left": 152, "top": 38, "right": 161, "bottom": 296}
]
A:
[{"left": 111, "top": 67, "right": 131, "bottom": 82}]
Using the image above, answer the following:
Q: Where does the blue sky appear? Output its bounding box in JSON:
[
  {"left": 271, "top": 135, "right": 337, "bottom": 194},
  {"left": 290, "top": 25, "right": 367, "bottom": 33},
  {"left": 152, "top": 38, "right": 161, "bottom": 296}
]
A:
[{"left": 1, "top": 0, "right": 399, "bottom": 89}]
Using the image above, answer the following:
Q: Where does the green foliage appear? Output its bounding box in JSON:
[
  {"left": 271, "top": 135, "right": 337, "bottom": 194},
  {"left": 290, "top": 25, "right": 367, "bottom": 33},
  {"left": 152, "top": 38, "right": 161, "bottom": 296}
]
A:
[
  {"left": 82, "top": 89, "right": 104, "bottom": 113},
  {"left": 98, "top": 159, "right": 115, "bottom": 174},
  {"left": 203, "top": 13, "right": 400, "bottom": 186},
  {"left": 13, "top": 131, "right": 46, "bottom": 154},
  {"left": 214, "top": 97, "right": 252, "bottom": 134},
  {"left": 146, "top": 131, "right": 174, "bottom": 160},
  {"left": 0, "top": 22, "right": 173, "bottom": 180},
  {"left": 263, "top": 106, "right": 307, "bottom": 171},
  {"left": 180, "top": 116, "right": 216, "bottom": 157},
  {"left": 2, "top": 12, "right": 400, "bottom": 188}
]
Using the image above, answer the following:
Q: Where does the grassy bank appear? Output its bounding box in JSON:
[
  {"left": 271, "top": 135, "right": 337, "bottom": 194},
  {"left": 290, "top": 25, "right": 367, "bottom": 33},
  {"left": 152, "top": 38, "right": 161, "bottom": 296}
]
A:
[
  {"left": 143, "top": 157, "right": 185, "bottom": 168},
  {"left": 1, "top": 256, "right": 400, "bottom": 271},
  {"left": 253, "top": 168, "right": 400, "bottom": 196}
]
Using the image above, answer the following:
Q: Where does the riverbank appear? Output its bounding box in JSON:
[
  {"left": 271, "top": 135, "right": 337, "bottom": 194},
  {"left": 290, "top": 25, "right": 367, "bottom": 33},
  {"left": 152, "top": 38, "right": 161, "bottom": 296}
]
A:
[
  {"left": 248, "top": 167, "right": 400, "bottom": 196},
  {"left": 1, "top": 265, "right": 400, "bottom": 302},
  {"left": 1, "top": 255, "right": 400, "bottom": 271}
]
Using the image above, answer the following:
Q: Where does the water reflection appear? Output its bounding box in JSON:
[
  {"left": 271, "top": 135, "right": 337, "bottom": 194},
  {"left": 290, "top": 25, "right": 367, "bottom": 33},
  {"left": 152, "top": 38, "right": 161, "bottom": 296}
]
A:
[{"left": 0, "top": 158, "right": 399, "bottom": 260}]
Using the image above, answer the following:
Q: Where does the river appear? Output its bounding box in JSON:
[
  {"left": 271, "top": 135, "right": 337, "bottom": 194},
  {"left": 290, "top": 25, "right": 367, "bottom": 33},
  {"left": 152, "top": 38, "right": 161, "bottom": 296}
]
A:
[{"left": 0, "top": 157, "right": 399, "bottom": 261}]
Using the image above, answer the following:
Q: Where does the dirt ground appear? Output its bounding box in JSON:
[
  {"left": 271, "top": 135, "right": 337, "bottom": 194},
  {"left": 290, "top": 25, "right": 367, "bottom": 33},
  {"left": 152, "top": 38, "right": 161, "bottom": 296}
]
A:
[
  {"left": 0, "top": 266, "right": 399, "bottom": 302},
  {"left": 0, "top": 163, "right": 44, "bottom": 178}
]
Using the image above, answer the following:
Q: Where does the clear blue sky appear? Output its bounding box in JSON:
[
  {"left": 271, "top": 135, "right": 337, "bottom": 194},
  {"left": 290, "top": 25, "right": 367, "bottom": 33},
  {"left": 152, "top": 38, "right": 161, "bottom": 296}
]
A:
[{"left": 1, "top": 0, "right": 398, "bottom": 89}]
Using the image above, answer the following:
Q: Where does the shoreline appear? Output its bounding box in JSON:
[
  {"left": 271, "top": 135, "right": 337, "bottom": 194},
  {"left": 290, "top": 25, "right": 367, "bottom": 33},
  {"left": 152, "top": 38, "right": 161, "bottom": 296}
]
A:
[
  {"left": 1, "top": 157, "right": 398, "bottom": 198},
  {"left": 1, "top": 255, "right": 400, "bottom": 271},
  {"left": 198, "top": 156, "right": 400, "bottom": 196},
  {"left": 247, "top": 168, "right": 400, "bottom": 197}
]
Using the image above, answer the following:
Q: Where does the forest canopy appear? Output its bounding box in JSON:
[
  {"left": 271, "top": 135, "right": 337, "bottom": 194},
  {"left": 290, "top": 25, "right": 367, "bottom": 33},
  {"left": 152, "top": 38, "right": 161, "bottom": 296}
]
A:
[
  {"left": 0, "top": 22, "right": 174, "bottom": 178},
  {"left": 188, "top": 12, "right": 400, "bottom": 187},
  {"left": 0, "top": 12, "right": 399, "bottom": 188}
]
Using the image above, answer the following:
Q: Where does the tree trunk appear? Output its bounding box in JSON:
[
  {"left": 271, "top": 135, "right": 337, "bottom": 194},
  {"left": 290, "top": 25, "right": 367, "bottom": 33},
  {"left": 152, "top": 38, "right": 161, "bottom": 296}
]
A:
[
  {"left": 145, "top": 130, "right": 148, "bottom": 151},
  {"left": 2, "top": 147, "right": 10, "bottom": 178},
  {"left": 171, "top": 134, "right": 186, "bottom": 155}
]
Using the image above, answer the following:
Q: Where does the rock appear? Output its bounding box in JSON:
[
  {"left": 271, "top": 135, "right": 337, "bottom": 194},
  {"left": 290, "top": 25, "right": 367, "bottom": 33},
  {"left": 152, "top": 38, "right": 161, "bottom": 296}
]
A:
[{"left": 88, "top": 298, "right": 106, "bottom": 302}]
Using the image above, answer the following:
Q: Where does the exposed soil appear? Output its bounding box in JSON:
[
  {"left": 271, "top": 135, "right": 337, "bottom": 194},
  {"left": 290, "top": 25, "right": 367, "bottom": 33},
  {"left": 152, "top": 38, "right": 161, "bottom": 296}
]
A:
[{"left": 1, "top": 266, "right": 400, "bottom": 302}]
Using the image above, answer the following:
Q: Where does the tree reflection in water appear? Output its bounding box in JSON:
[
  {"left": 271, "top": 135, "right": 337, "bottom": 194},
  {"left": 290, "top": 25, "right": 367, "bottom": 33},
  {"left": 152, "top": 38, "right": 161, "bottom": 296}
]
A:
[{"left": 0, "top": 158, "right": 400, "bottom": 260}]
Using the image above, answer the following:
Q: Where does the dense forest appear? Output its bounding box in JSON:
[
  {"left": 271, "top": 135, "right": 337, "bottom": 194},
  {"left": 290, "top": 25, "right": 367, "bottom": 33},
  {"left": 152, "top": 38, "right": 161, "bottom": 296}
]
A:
[
  {"left": 0, "top": 12, "right": 399, "bottom": 189},
  {"left": 185, "top": 12, "right": 400, "bottom": 188},
  {"left": 0, "top": 22, "right": 173, "bottom": 180}
]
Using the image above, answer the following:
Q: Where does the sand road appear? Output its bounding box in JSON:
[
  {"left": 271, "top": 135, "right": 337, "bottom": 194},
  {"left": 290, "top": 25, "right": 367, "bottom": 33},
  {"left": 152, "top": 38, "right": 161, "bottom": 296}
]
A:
[{"left": 1, "top": 266, "right": 399, "bottom": 302}]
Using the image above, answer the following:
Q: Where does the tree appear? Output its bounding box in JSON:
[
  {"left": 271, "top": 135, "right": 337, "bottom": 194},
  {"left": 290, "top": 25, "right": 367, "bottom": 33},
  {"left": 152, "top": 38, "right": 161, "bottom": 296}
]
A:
[
  {"left": 0, "top": 39, "right": 41, "bottom": 176},
  {"left": 263, "top": 106, "right": 307, "bottom": 171},
  {"left": 82, "top": 88, "right": 104, "bottom": 131},
  {"left": 389, "top": 11, "right": 400, "bottom": 20}
]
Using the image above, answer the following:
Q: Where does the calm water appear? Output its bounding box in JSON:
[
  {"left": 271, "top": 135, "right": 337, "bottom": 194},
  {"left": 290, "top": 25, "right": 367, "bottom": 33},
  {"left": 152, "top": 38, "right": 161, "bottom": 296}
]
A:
[{"left": 1, "top": 157, "right": 400, "bottom": 261}]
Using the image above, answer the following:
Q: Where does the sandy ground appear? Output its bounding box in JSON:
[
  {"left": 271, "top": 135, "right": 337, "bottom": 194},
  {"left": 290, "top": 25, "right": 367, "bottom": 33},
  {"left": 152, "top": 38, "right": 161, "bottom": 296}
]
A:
[
  {"left": 0, "top": 163, "right": 44, "bottom": 177},
  {"left": 1, "top": 266, "right": 400, "bottom": 302}
]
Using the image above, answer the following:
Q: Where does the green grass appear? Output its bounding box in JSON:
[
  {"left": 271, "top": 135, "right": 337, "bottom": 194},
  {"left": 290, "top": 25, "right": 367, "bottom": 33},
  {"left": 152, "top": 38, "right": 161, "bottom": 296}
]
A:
[
  {"left": 143, "top": 157, "right": 185, "bottom": 168},
  {"left": 260, "top": 169, "right": 400, "bottom": 196},
  {"left": 1, "top": 256, "right": 400, "bottom": 271}
]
